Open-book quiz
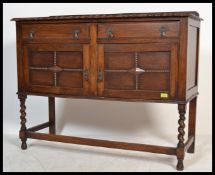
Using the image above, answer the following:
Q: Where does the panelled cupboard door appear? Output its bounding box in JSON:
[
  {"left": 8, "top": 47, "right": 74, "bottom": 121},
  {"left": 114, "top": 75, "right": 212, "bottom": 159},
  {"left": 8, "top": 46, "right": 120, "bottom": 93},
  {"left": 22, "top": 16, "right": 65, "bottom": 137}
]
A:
[
  {"left": 23, "top": 44, "right": 90, "bottom": 96},
  {"left": 98, "top": 43, "right": 178, "bottom": 100}
]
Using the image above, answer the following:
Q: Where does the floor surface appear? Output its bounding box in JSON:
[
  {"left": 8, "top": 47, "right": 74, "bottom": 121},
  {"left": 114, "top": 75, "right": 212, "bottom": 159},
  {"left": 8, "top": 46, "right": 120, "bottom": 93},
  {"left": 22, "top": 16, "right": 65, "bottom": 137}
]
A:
[{"left": 3, "top": 134, "right": 212, "bottom": 172}]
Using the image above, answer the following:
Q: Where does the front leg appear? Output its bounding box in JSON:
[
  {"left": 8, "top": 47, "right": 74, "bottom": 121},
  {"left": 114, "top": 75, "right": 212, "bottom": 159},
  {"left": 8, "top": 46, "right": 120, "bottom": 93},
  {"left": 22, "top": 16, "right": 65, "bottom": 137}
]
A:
[
  {"left": 176, "top": 103, "right": 186, "bottom": 171},
  {"left": 18, "top": 94, "right": 27, "bottom": 150}
]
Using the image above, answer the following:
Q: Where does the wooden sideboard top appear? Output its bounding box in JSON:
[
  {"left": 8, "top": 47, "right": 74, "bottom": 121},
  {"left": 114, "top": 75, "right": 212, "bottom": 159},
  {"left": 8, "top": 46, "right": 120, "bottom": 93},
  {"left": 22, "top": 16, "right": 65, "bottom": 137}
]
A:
[{"left": 11, "top": 11, "right": 202, "bottom": 22}]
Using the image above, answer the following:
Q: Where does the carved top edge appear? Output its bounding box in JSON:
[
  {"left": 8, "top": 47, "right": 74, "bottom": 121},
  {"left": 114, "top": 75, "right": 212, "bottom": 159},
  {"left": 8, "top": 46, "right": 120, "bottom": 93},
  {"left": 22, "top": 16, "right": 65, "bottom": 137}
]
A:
[{"left": 11, "top": 11, "right": 202, "bottom": 22}]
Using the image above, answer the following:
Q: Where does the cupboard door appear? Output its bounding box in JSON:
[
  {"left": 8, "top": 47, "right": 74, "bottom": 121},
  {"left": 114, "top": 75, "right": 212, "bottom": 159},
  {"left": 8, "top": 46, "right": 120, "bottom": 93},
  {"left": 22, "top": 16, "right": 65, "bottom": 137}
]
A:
[
  {"left": 23, "top": 44, "right": 90, "bottom": 96},
  {"left": 98, "top": 43, "right": 178, "bottom": 100}
]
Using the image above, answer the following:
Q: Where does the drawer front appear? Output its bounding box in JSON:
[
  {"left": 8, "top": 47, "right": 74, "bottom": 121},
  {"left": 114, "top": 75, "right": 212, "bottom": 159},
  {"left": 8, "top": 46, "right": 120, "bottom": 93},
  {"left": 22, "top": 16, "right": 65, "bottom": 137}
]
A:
[
  {"left": 23, "top": 44, "right": 90, "bottom": 96},
  {"left": 98, "top": 21, "right": 179, "bottom": 39},
  {"left": 22, "top": 23, "right": 90, "bottom": 42},
  {"left": 97, "top": 43, "right": 178, "bottom": 100}
]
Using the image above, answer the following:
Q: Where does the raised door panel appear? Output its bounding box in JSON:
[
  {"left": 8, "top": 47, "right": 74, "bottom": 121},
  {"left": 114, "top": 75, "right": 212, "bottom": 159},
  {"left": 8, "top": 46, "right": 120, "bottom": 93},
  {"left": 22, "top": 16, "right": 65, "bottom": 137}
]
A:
[
  {"left": 186, "top": 25, "right": 198, "bottom": 90},
  {"left": 23, "top": 44, "right": 90, "bottom": 96},
  {"left": 98, "top": 43, "right": 178, "bottom": 100}
]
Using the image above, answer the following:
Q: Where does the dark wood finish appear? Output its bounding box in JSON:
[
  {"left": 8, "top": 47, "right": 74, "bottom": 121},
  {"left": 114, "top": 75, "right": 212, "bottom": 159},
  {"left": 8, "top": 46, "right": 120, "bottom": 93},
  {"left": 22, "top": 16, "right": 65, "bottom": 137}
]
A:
[
  {"left": 48, "top": 97, "right": 56, "bottom": 134},
  {"left": 27, "top": 122, "right": 50, "bottom": 132},
  {"left": 13, "top": 12, "right": 201, "bottom": 171},
  {"left": 185, "top": 135, "right": 195, "bottom": 152},
  {"left": 89, "top": 24, "right": 98, "bottom": 96},
  {"left": 186, "top": 18, "right": 200, "bottom": 100},
  {"left": 22, "top": 43, "right": 90, "bottom": 95},
  {"left": 29, "top": 70, "right": 54, "bottom": 86},
  {"left": 16, "top": 23, "right": 24, "bottom": 92},
  {"left": 26, "top": 131, "right": 176, "bottom": 155},
  {"left": 178, "top": 18, "right": 188, "bottom": 101},
  {"left": 98, "top": 21, "right": 180, "bottom": 39},
  {"left": 29, "top": 51, "right": 53, "bottom": 67},
  {"left": 98, "top": 43, "right": 177, "bottom": 100},
  {"left": 98, "top": 45, "right": 104, "bottom": 96},
  {"left": 21, "top": 23, "right": 90, "bottom": 41},
  {"left": 186, "top": 25, "right": 198, "bottom": 90},
  {"left": 11, "top": 11, "right": 201, "bottom": 21},
  {"left": 187, "top": 97, "right": 197, "bottom": 153},
  {"left": 176, "top": 104, "right": 186, "bottom": 171},
  {"left": 18, "top": 94, "right": 27, "bottom": 150}
]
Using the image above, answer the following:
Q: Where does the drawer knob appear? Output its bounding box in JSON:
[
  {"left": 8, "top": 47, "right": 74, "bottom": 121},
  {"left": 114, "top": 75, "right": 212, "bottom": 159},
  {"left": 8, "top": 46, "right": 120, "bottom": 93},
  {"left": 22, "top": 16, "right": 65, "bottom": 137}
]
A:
[
  {"left": 83, "top": 69, "right": 89, "bottom": 81},
  {"left": 73, "top": 29, "right": 80, "bottom": 39},
  {"left": 107, "top": 28, "right": 114, "bottom": 39},
  {"left": 159, "top": 26, "right": 168, "bottom": 37},
  {"left": 29, "top": 31, "right": 34, "bottom": 39},
  {"left": 98, "top": 69, "right": 103, "bottom": 81}
]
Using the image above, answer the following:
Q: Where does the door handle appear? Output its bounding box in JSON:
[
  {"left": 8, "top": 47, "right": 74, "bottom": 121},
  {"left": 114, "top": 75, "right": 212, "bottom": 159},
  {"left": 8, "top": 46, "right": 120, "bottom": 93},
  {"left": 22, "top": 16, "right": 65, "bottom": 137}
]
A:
[
  {"left": 83, "top": 69, "right": 89, "bottom": 81},
  {"left": 98, "top": 69, "right": 103, "bottom": 81}
]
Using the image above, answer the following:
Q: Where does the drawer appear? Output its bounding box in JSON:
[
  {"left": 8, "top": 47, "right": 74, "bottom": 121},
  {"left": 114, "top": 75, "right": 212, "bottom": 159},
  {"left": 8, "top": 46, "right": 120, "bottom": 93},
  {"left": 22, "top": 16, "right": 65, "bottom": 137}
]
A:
[
  {"left": 98, "top": 21, "right": 179, "bottom": 39},
  {"left": 22, "top": 23, "right": 90, "bottom": 41}
]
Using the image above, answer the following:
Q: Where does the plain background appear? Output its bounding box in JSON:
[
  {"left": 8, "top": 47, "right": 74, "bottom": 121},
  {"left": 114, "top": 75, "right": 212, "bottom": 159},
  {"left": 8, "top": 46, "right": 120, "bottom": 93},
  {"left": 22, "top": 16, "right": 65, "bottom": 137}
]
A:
[{"left": 3, "top": 3, "right": 212, "bottom": 172}]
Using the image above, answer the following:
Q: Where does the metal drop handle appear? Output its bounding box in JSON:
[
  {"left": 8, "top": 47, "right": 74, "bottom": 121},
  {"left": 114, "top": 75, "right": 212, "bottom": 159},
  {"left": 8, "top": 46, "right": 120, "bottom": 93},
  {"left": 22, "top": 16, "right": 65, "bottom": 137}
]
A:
[
  {"left": 159, "top": 26, "right": 167, "bottom": 37},
  {"left": 98, "top": 69, "right": 103, "bottom": 81},
  {"left": 107, "top": 28, "right": 113, "bottom": 39},
  {"left": 73, "top": 29, "right": 80, "bottom": 39},
  {"left": 29, "top": 31, "right": 34, "bottom": 39}
]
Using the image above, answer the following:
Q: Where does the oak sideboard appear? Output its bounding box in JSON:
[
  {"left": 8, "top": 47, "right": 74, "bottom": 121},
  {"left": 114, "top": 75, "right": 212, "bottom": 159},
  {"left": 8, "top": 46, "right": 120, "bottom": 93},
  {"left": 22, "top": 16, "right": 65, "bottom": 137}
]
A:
[{"left": 11, "top": 11, "right": 202, "bottom": 170}]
